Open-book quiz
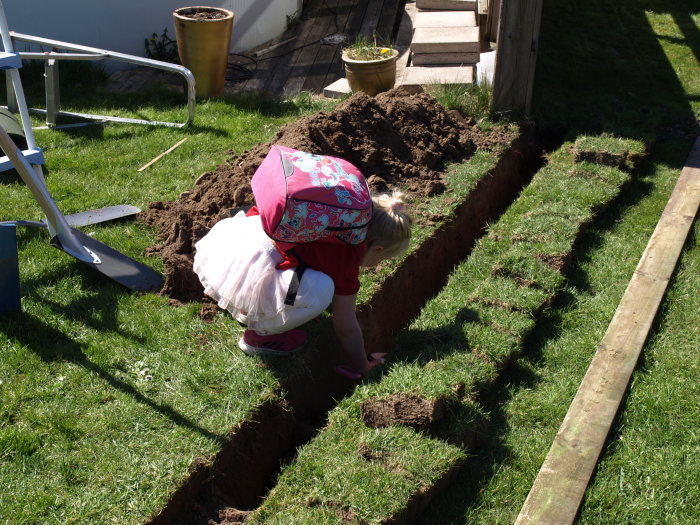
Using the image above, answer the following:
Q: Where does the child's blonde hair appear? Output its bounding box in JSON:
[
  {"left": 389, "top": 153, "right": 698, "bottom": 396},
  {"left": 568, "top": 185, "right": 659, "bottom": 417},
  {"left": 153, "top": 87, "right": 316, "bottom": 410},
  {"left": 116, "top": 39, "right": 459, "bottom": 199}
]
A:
[{"left": 366, "top": 191, "right": 412, "bottom": 256}]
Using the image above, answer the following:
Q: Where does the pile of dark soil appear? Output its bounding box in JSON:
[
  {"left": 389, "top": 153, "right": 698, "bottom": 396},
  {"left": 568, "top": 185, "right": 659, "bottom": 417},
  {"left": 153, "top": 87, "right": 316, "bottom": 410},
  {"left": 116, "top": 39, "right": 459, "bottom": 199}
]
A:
[{"left": 140, "top": 89, "right": 515, "bottom": 303}]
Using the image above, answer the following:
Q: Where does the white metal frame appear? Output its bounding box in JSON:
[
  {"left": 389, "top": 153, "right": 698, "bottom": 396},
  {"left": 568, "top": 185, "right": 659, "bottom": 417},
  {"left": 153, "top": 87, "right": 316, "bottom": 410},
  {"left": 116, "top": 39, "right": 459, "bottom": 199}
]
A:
[{"left": 7, "top": 31, "right": 196, "bottom": 129}]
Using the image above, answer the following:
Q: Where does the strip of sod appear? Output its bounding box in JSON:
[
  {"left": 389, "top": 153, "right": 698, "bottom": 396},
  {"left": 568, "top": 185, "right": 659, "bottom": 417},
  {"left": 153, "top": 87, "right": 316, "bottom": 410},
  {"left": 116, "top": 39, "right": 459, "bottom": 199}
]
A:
[{"left": 246, "top": 135, "right": 645, "bottom": 524}]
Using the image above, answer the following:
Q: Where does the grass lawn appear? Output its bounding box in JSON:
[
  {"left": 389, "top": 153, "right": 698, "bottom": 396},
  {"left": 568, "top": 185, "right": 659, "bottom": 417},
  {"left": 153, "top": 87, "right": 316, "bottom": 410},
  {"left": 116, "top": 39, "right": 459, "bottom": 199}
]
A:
[{"left": 1, "top": 0, "right": 698, "bottom": 521}]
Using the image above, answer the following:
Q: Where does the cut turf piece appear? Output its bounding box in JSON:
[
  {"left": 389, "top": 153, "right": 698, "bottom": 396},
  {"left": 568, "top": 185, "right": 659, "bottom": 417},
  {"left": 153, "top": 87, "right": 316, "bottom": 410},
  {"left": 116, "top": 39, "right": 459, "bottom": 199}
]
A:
[
  {"left": 491, "top": 252, "right": 566, "bottom": 293},
  {"left": 469, "top": 275, "right": 551, "bottom": 314},
  {"left": 571, "top": 134, "right": 646, "bottom": 169},
  {"left": 245, "top": 136, "right": 645, "bottom": 523},
  {"left": 361, "top": 393, "right": 447, "bottom": 428}
]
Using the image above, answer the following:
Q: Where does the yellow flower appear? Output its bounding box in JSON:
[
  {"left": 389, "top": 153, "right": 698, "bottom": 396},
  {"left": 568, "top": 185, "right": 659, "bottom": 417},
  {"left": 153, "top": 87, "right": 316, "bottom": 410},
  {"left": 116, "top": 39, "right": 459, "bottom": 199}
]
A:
[{"left": 381, "top": 48, "right": 390, "bottom": 54}]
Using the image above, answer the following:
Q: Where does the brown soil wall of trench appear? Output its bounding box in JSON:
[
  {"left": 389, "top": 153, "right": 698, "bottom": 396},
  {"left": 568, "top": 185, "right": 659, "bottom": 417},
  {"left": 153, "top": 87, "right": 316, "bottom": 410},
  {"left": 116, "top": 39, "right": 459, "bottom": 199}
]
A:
[{"left": 146, "top": 134, "right": 542, "bottom": 524}]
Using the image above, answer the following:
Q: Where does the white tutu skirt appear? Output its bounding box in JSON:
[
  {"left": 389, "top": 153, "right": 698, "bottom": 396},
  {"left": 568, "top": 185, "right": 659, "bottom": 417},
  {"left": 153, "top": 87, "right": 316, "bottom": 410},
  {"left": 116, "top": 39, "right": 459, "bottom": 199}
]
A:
[{"left": 193, "top": 214, "right": 291, "bottom": 322}]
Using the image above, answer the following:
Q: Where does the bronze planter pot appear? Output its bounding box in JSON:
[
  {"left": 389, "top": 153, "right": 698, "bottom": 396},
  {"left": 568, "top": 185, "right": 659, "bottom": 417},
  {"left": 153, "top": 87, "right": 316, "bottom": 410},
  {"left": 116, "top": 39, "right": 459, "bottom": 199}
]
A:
[
  {"left": 173, "top": 6, "right": 234, "bottom": 98},
  {"left": 341, "top": 48, "right": 399, "bottom": 97}
]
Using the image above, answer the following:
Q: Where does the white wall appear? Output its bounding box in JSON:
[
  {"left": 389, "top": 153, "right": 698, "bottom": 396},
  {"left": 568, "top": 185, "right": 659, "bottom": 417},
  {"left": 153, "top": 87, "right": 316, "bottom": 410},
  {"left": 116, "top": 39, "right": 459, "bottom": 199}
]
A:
[{"left": 3, "top": 0, "right": 302, "bottom": 70}]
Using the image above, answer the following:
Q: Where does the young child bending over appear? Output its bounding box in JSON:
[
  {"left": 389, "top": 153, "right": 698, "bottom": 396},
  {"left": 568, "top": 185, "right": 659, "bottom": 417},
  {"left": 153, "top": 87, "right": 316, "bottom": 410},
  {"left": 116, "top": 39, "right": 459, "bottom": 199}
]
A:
[{"left": 193, "top": 191, "right": 412, "bottom": 378}]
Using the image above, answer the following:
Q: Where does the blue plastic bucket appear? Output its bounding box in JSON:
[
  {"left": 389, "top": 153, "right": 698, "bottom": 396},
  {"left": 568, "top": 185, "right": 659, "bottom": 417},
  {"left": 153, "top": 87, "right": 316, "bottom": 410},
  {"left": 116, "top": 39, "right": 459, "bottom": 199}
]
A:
[{"left": 0, "top": 224, "right": 21, "bottom": 313}]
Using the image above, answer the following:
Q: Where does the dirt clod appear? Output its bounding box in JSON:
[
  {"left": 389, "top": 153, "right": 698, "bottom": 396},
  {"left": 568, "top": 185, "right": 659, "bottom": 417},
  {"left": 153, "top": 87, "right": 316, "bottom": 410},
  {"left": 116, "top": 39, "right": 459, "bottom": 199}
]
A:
[{"left": 361, "top": 393, "right": 444, "bottom": 428}]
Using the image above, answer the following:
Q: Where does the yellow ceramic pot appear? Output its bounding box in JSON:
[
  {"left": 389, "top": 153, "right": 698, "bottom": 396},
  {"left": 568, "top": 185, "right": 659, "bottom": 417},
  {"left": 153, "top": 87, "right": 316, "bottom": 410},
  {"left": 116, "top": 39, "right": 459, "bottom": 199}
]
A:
[{"left": 173, "top": 6, "right": 234, "bottom": 98}]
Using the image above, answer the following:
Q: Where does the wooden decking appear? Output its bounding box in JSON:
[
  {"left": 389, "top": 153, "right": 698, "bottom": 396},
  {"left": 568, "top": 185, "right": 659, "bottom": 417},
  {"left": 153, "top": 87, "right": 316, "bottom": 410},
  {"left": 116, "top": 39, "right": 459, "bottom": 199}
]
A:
[{"left": 224, "top": 0, "right": 403, "bottom": 99}]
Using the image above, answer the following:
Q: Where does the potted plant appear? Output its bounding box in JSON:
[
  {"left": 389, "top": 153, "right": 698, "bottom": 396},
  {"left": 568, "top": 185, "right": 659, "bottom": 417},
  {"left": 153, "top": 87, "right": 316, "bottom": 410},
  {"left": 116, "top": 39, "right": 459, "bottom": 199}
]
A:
[
  {"left": 341, "top": 36, "right": 399, "bottom": 97},
  {"left": 173, "top": 6, "right": 235, "bottom": 98}
]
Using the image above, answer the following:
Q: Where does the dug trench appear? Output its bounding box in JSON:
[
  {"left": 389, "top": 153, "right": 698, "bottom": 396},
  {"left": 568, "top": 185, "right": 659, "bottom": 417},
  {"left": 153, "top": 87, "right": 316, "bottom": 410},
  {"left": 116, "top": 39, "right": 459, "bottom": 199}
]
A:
[{"left": 139, "top": 89, "right": 548, "bottom": 524}]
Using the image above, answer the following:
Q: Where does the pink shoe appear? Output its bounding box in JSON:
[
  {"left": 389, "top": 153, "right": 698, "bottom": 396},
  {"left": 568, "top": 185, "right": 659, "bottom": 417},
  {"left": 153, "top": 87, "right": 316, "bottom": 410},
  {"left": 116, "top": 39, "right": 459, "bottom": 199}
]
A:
[{"left": 238, "top": 329, "right": 307, "bottom": 356}]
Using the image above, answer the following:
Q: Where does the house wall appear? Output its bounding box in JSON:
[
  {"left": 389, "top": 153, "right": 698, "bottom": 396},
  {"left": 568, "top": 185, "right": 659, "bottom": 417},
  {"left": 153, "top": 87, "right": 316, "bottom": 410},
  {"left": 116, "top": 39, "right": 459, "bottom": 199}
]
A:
[{"left": 3, "top": 0, "right": 302, "bottom": 70}]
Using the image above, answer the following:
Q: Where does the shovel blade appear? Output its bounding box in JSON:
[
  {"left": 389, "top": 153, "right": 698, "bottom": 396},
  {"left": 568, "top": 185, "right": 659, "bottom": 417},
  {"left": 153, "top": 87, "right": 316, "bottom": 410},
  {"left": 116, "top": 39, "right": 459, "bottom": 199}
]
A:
[
  {"left": 54, "top": 228, "right": 162, "bottom": 292},
  {"left": 43, "top": 205, "right": 141, "bottom": 228}
]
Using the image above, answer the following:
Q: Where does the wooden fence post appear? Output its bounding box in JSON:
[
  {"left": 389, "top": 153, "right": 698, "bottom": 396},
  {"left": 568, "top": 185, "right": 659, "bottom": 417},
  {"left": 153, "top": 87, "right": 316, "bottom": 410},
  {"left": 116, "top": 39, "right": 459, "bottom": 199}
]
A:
[{"left": 491, "top": 0, "right": 543, "bottom": 116}]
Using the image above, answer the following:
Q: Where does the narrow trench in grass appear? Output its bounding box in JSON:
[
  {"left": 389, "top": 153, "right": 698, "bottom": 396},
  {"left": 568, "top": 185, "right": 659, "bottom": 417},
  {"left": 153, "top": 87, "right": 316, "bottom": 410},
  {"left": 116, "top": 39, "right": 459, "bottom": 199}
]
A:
[{"left": 148, "top": 131, "right": 563, "bottom": 525}]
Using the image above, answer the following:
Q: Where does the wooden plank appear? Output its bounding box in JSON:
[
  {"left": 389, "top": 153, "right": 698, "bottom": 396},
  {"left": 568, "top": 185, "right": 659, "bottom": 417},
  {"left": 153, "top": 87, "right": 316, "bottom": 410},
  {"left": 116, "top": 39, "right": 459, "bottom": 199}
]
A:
[
  {"left": 237, "top": 29, "right": 304, "bottom": 93},
  {"left": 358, "top": 0, "right": 384, "bottom": 39},
  {"left": 402, "top": 65, "right": 475, "bottom": 86},
  {"left": 0, "top": 224, "right": 21, "bottom": 313},
  {"left": 394, "top": 0, "right": 417, "bottom": 87},
  {"left": 411, "top": 51, "right": 479, "bottom": 65},
  {"left": 301, "top": 0, "right": 364, "bottom": 93},
  {"left": 230, "top": 0, "right": 329, "bottom": 94},
  {"left": 263, "top": 0, "right": 332, "bottom": 95},
  {"left": 416, "top": 0, "right": 478, "bottom": 11},
  {"left": 375, "top": 0, "right": 401, "bottom": 41},
  {"left": 411, "top": 26, "right": 480, "bottom": 54},
  {"left": 316, "top": 0, "right": 372, "bottom": 92},
  {"left": 280, "top": 1, "right": 340, "bottom": 98},
  {"left": 415, "top": 11, "right": 477, "bottom": 28},
  {"left": 492, "top": 0, "right": 543, "bottom": 115},
  {"left": 514, "top": 137, "right": 700, "bottom": 525},
  {"left": 485, "top": 0, "right": 501, "bottom": 42}
]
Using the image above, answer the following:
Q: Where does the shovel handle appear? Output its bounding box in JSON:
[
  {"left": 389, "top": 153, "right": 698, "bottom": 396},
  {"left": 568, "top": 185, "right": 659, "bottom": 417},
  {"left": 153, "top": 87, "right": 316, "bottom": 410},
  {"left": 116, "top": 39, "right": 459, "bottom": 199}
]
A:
[{"left": 0, "top": 125, "right": 98, "bottom": 263}]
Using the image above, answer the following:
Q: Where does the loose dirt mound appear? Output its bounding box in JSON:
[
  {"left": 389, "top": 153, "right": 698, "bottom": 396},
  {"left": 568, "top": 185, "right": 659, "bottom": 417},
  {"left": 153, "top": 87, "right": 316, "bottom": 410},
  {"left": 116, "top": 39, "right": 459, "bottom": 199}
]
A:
[{"left": 140, "top": 89, "right": 512, "bottom": 303}]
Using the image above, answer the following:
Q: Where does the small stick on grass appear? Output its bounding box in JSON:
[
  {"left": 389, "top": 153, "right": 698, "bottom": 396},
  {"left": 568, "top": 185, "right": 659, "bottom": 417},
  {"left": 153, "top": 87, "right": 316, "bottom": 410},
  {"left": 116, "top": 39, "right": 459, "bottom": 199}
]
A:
[{"left": 137, "top": 137, "right": 188, "bottom": 172}]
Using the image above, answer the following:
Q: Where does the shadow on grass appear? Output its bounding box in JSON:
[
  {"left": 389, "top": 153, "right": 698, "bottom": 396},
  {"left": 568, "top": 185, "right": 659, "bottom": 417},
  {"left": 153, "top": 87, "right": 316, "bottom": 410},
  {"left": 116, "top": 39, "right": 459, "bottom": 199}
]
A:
[
  {"left": 1, "top": 310, "right": 226, "bottom": 446},
  {"left": 564, "top": 167, "right": 656, "bottom": 294},
  {"left": 43, "top": 116, "right": 231, "bottom": 141},
  {"left": 403, "top": 298, "right": 569, "bottom": 525},
  {"left": 534, "top": 0, "right": 697, "bottom": 138},
  {"left": 18, "top": 258, "right": 155, "bottom": 344}
]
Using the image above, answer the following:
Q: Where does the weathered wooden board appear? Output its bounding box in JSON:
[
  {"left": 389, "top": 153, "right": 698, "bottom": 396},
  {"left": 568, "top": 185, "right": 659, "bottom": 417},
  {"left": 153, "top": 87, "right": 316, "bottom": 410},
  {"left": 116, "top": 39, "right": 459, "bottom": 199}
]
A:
[
  {"left": 514, "top": 137, "right": 700, "bottom": 525},
  {"left": 411, "top": 51, "right": 479, "bottom": 65},
  {"left": 0, "top": 224, "right": 21, "bottom": 313},
  {"left": 414, "top": 10, "right": 477, "bottom": 28},
  {"left": 411, "top": 26, "right": 480, "bottom": 54},
  {"left": 492, "top": 0, "right": 543, "bottom": 115},
  {"left": 485, "top": 0, "right": 501, "bottom": 42},
  {"left": 303, "top": 0, "right": 368, "bottom": 93},
  {"left": 278, "top": 1, "right": 342, "bottom": 98},
  {"left": 375, "top": 0, "right": 401, "bottom": 41},
  {"left": 402, "top": 65, "right": 475, "bottom": 86},
  {"left": 416, "top": 0, "right": 478, "bottom": 11}
]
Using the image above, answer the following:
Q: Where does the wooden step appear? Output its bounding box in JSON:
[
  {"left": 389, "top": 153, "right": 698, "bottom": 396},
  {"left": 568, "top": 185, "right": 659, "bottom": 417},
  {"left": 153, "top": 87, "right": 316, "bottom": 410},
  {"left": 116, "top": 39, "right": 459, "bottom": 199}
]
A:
[
  {"left": 414, "top": 10, "right": 477, "bottom": 28},
  {"left": 411, "top": 26, "right": 480, "bottom": 54},
  {"left": 416, "top": 0, "right": 478, "bottom": 11},
  {"left": 411, "top": 51, "right": 479, "bottom": 66},
  {"left": 400, "top": 65, "right": 475, "bottom": 88}
]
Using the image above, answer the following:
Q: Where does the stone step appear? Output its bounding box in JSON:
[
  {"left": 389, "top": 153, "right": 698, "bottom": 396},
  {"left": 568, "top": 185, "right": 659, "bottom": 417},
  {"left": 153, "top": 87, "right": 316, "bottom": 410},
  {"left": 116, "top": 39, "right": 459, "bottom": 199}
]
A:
[
  {"left": 411, "top": 26, "right": 480, "bottom": 54},
  {"left": 416, "top": 0, "right": 478, "bottom": 11},
  {"left": 415, "top": 10, "right": 477, "bottom": 28},
  {"left": 401, "top": 65, "right": 475, "bottom": 88},
  {"left": 323, "top": 77, "right": 351, "bottom": 98},
  {"left": 411, "top": 51, "right": 479, "bottom": 66}
]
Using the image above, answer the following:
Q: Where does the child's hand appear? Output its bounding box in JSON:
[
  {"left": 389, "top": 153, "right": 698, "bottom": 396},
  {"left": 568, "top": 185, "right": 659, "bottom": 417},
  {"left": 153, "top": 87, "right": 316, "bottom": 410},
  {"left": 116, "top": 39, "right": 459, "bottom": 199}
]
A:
[
  {"left": 366, "top": 352, "right": 387, "bottom": 371},
  {"left": 334, "top": 352, "right": 388, "bottom": 380}
]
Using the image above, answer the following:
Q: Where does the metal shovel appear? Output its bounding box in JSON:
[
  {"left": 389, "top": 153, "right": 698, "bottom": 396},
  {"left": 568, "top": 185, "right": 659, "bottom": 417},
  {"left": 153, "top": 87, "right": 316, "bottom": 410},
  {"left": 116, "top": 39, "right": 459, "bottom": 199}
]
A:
[{"left": 0, "top": 125, "right": 162, "bottom": 291}]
